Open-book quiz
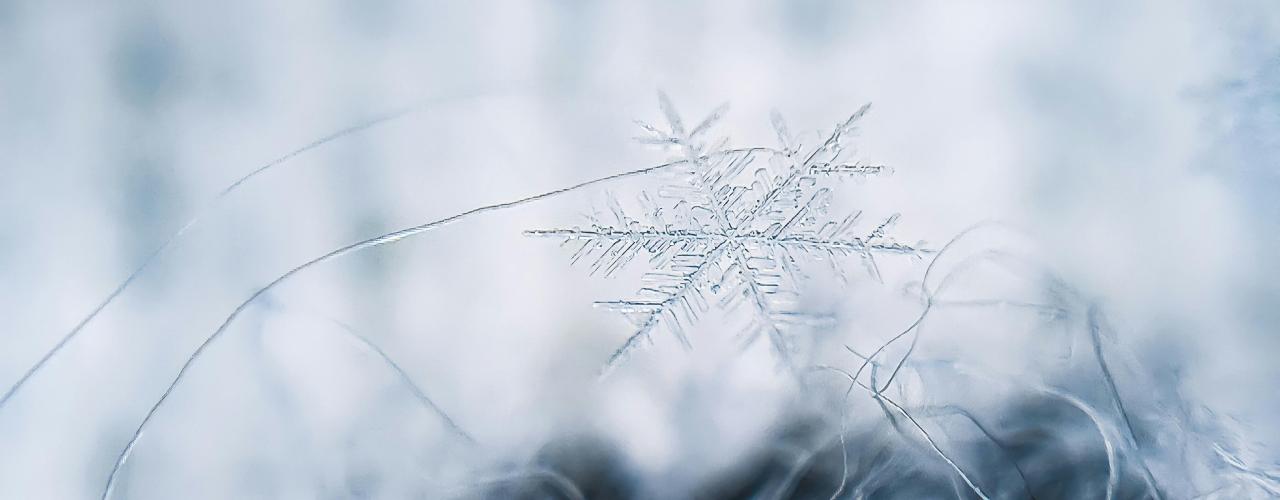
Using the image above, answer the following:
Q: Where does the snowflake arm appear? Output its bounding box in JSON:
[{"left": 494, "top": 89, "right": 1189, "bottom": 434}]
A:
[
  {"left": 721, "top": 243, "right": 798, "bottom": 368},
  {"left": 598, "top": 241, "right": 733, "bottom": 372}
]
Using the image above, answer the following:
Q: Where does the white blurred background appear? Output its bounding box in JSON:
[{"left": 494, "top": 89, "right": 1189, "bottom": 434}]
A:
[{"left": 1, "top": 0, "right": 1278, "bottom": 498}]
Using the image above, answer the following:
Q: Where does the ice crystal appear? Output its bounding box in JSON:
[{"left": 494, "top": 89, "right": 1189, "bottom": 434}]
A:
[{"left": 526, "top": 93, "right": 929, "bottom": 372}]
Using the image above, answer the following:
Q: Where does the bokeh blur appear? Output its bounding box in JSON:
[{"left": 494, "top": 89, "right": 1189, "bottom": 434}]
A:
[{"left": 1, "top": 1, "right": 1277, "bottom": 498}]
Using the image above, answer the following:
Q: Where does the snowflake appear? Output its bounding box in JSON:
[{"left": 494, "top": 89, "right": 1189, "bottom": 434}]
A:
[{"left": 526, "top": 93, "right": 929, "bottom": 373}]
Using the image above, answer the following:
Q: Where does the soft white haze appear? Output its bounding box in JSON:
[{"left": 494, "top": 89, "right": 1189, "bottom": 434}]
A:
[{"left": 1, "top": 1, "right": 1277, "bottom": 498}]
